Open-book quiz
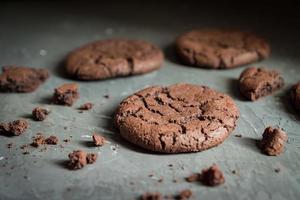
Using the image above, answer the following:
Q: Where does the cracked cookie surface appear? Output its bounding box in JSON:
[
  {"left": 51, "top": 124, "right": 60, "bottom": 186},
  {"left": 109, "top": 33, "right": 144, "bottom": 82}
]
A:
[
  {"left": 65, "top": 39, "right": 164, "bottom": 80},
  {"left": 176, "top": 29, "right": 270, "bottom": 69},
  {"left": 115, "top": 83, "right": 239, "bottom": 153}
]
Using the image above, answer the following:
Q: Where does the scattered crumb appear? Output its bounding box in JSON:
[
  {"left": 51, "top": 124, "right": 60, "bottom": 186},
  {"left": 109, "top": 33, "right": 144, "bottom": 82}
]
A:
[
  {"left": 168, "top": 164, "right": 173, "bottom": 167},
  {"left": 158, "top": 178, "right": 163, "bottom": 183},
  {"left": 140, "top": 192, "right": 162, "bottom": 200},
  {"left": 22, "top": 152, "right": 30, "bottom": 155},
  {"left": 185, "top": 173, "right": 199, "bottom": 182},
  {"left": 31, "top": 134, "right": 46, "bottom": 148},
  {"left": 232, "top": 170, "right": 237, "bottom": 174},
  {"left": 234, "top": 134, "right": 242, "bottom": 138},
  {"left": 68, "top": 150, "right": 97, "bottom": 170},
  {"left": 175, "top": 189, "right": 192, "bottom": 200},
  {"left": 274, "top": 168, "right": 281, "bottom": 173},
  {"left": 92, "top": 133, "right": 106, "bottom": 146},
  {"left": 0, "top": 119, "right": 28, "bottom": 136},
  {"left": 148, "top": 174, "right": 154, "bottom": 178},
  {"left": 52, "top": 83, "right": 79, "bottom": 106},
  {"left": 32, "top": 107, "right": 50, "bottom": 121},
  {"left": 260, "top": 127, "right": 287, "bottom": 156},
  {"left": 78, "top": 103, "right": 94, "bottom": 110},
  {"left": 172, "top": 179, "right": 178, "bottom": 183},
  {"left": 64, "top": 126, "right": 67, "bottom": 130},
  {"left": 7, "top": 143, "right": 13, "bottom": 149},
  {"left": 63, "top": 139, "right": 70, "bottom": 143},
  {"left": 104, "top": 94, "right": 110, "bottom": 99},
  {"left": 199, "top": 164, "right": 225, "bottom": 186},
  {"left": 45, "top": 135, "right": 59, "bottom": 145}
]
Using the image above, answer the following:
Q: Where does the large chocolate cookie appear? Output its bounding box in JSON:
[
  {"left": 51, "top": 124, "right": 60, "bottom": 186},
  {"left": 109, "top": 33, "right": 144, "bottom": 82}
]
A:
[
  {"left": 115, "top": 83, "right": 239, "bottom": 153},
  {"left": 176, "top": 29, "right": 270, "bottom": 69},
  {"left": 290, "top": 82, "right": 300, "bottom": 111},
  {"left": 65, "top": 39, "right": 164, "bottom": 80},
  {"left": 0, "top": 66, "right": 49, "bottom": 92},
  {"left": 239, "top": 67, "right": 284, "bottom": 101}
]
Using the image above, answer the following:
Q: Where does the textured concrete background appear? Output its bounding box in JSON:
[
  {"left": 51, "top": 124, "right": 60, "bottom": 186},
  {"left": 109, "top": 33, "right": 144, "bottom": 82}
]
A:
[{"left": 0, "top": 1, "right": 299, "bottom": 200}]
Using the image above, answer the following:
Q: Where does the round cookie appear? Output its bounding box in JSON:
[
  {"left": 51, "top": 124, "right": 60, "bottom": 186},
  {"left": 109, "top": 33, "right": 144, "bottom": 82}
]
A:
[
  {"left": 65, "top": 39, "right": 164, "bottom": 80},
  {"left": 176, "top": 29, "right": 270, "bottom": 69},
  {"left": 290, "top": 82, "right": 300, "bottom": 111},
  {"left": 115, "top": 83, "right": 239, "bottom": 153}
]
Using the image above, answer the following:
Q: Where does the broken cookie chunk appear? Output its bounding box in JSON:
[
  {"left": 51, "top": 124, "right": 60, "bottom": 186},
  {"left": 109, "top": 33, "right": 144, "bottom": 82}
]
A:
[
  {"left": 260, "top": 127, "right": 287, "bottom": 156},
  {"left": 78, "top": 102, "right": 94, "bottom": 110},
  {"left": 239, "top": 67, "right": 284, "bottom": 101},
  {"left": 175, "top": 189, "right": 192, "bottom": 200},
  {"left": 199, "top": 164, "right": 225, "bottom": 186},
  {"left": 92, "top": 133, "right": 106, "bottom": 146},
  {"left": 0, "top": 119, "right": 28, "bottom": 136},
  {"left": 45, "top": 135, "right": 59, "bottom": 145},
  {"left": 32, "top": 107, "right": 50, "bottom": 121},
  {"left": 68, "top": 150, "right": 97, "bottom": 170},
  {"left": 52, "top": 83, "right": 79, "bottom": 106},
  {"left": 140, "top": 192, "right": 162, "bottom": 200}
]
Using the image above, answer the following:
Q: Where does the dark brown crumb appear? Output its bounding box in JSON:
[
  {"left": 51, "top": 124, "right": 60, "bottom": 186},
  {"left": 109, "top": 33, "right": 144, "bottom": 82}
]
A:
[
  {"left": 158, "top": 178, "right": 163, "bottom": 183},
  {"left": 7, "top": 143, "right": 13, "bottom": 149},
  {"left": 64, "top": 126, "right": 67, "bottom": 130},
  {"left": 148, "top": 174, "right": 154, "bottom": 177},
  {"left": 20, "top": 144, "right": 28, "bottom": 149},
  {"left": 30, "top": 134, "right": 46, "bottom": 148},
  {"left": 185, "top": 173, "right": 199, "bottom": 182},
  {"left": 234, "top": 134, "right": 242, "bottom": 138},
  {"left": 199, "top": 164, "right": 225, "bottom": 186},
  {"left": 45, "top": 135, "right": 59, "bottom": 145},
  {"left": 168, "top": 164, "right": 173, "bottom": 167},
  {"left": 22, "top": 151, "right": 30, "bottom": 155},
  {"left": 232, "top": 170, "right": 237, "bottom": 174},
  {"left": 32, "top": 107, "right": 50, "bottom": 121},
  {"left": 92, "top": 133, "right": 106, "bottom": 146},
  {"left": 173, "top": 179, "right": 178, "bottom": 183},
  {"left": 63, "top": 139, "right": 70, "bottom": 143},
  {"left": 0, "top": 119, "right": 28, "bottom": 136},
  {"left": 86, "top": 153, "right": 97, "bottom": 164},
  {"left": 175, "top": 189, "right": 192, "bottom": 200},
  {"left": 274, "top": 168, "right": 281, "bottom": 173},
  {"left": 104, "top": 95, "right": 110, "bottom": 99},
  {"left": 68, "top": 150, "right": 97, "bottom": 170},
  {"left": 78, "top": 102, "right": 94, "bottom": 110},
  {"left": 260, "top": 127, "right": 287, "bottom": 156},
  {"left": 140, "top": 192, "right": 162, "bottom": 200},
  {"left": 52, "top": 83, "right": 79, "bottom": 106}
]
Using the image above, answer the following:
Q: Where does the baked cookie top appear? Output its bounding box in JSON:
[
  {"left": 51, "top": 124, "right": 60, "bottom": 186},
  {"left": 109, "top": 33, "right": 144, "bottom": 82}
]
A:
[
  {"left": 65, "top": 39, "right": 163, "bottom": 80},
  {"left": 115, "top": 83, "right": 239, "bottom": 153},
  {"left": 176, "top": 29, "right": 270, "bottom": 69}
]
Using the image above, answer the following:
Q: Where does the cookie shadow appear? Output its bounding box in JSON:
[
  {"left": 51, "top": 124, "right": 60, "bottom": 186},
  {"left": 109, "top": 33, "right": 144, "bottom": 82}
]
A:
[
  {"left": 78, "top": 140, "right": 95, "bottom": 148},
  {"left": 163, "top": 43, "right": 181, "bottom": 65},
  {"left": 35, "top": 95, "right": 53, "bottom": 105},
  {"left": 236, "top": 136, "right": 261, "bottom": 153},
  {"left": 51, "top": 159, "right": 69, "bottom": 170},
  {"left": 53, "top": 58, "right": 74, "bottom": 80},
  {"left": 226, "top": 77, "right": 247, "bottom": 101},
  {"left": 19, "top": 113, "right": 34, "bottom": 120}
]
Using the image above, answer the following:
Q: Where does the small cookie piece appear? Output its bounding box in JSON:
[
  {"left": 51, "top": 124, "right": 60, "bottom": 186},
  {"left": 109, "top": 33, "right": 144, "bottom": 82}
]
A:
[
  {"left": 290, "top": 82, "right": 300, "bottom": 111},
  {"left": 0, "top": 66, "right": 49, "bottom": 92},
  {"left": 239, "top": 67, "right": 284, "bottom": 101},
  {"left": 185, "top": 173, "right": 199, "bottom": 183},
  {"left": 176, "top": 189, "right": 192, "bottom": 200},
  {"left": 65, "top": 39, "right": 164, "bottom": 80},
  {"left": 199, "top": 164, "right": 225, "bottom": 186},
  {"left": 52, "top": 83, "right": 79, "bottom": 106},
  {"left": 78, "top": 102, "right": 94, "bottom": 110},
  {"left": 140, "top": 192, "right": 162, "bottom": 200},
  {"left": 32, "top": 107, "right": 50, "bottom": 121},
  {"left": 45, "top": 135, "right": 59, "bottom": 145},
  {"left": 0, "top": 119, "right": 28, "bottom": 136},
  {"left": 176, "top": 29, "right": 270, "bottom": 69},
  {"left": 92, "top": 134, "right": 106, "bottom": 146},
  {"left": 68, "top": 150, "right": 97, "bottom": 170},
  {"left": 31, "top": 133, "right": 46, "bottom": 148},
  {"left": 115, "top": 83, "right": 239, "bottom": 153},
  {"left": 260, "top": 127, "right": 287, "bottom": 156}
]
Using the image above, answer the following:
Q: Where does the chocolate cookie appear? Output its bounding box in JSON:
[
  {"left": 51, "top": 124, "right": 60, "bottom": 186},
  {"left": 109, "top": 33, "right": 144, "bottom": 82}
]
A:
[
  {"left": 290, "top": 82, "right": 300, "bottom": 111},
  {"left": 65, "top": 39, "right": 164, "bottom": 80},
  {"left": 0, "top": 66, "right": 49, "bottom": 92},
  {"left": 176, "top": 29, "right": 270, "bottom": 69},
  {"left": 115, "top": 83, "right": 239, "bottom": 153},
  {"left": 239, "top": 67, "right": 284, "bottom": 101}
]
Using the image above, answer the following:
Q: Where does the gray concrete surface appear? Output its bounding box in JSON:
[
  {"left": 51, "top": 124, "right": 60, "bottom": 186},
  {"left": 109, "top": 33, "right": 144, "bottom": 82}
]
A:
[{"left": 0, "top": 1, "right": 299, "bottom": 200}]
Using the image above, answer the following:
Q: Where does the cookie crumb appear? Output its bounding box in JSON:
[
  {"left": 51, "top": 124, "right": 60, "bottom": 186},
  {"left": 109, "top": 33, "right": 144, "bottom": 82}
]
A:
[
  {"left": 104, "top": 95, "right": 110, "bottom": 99},
  {"left": 45, "top": 135, "right": 59, "bottom": 145},
  {"left": 158, "top": 178, "right": 163, "bottom": 183},
  {"left": 7, "top": 143, "right": 13, "bottom": 149},
  {"left": 185, "top": 173, "right": 199, "bottom": 182},
  {"left": 32, "top": 107, "right": 50, "bottom": 121},
  {"left": 232, "top": 170, "right": 237, "bottom": 174},
  {"left": 175, "top": 189, "right": 192, "bottom": 200},
  {"left": 30, "top": 134, "right": 46, "bottom": 148},
  {"left": 274, "top": 168, "right": 281, "bottom": 173},
  {"left": 68, "top": 150, "right": 97, "bottom": 170},
  {"left": 52, "top": 83, "right": 79, "bottom": 106},
  {"left": 199, "top": 164, "right": 225, "bottom": 186},
  {"left": 260, "top": 127, "right": 287, "bottom": 156},
  {"left": 0, "top": 119, "right": 28, "bottom": 136},
  {"left": 140, "top": 192, "right": 162, "bottom": 200},
  {"left": 78, "top": 103, "right": 93, "bottom": 110},
  {"left": 92, "top": 134, "right": 106, "bottom": 146},
  {"left": 63, "top": 139, "right": 70, "bottom": 143},
  {"left": 234, "top": 134, "right": 242, "bottom": 138}
]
